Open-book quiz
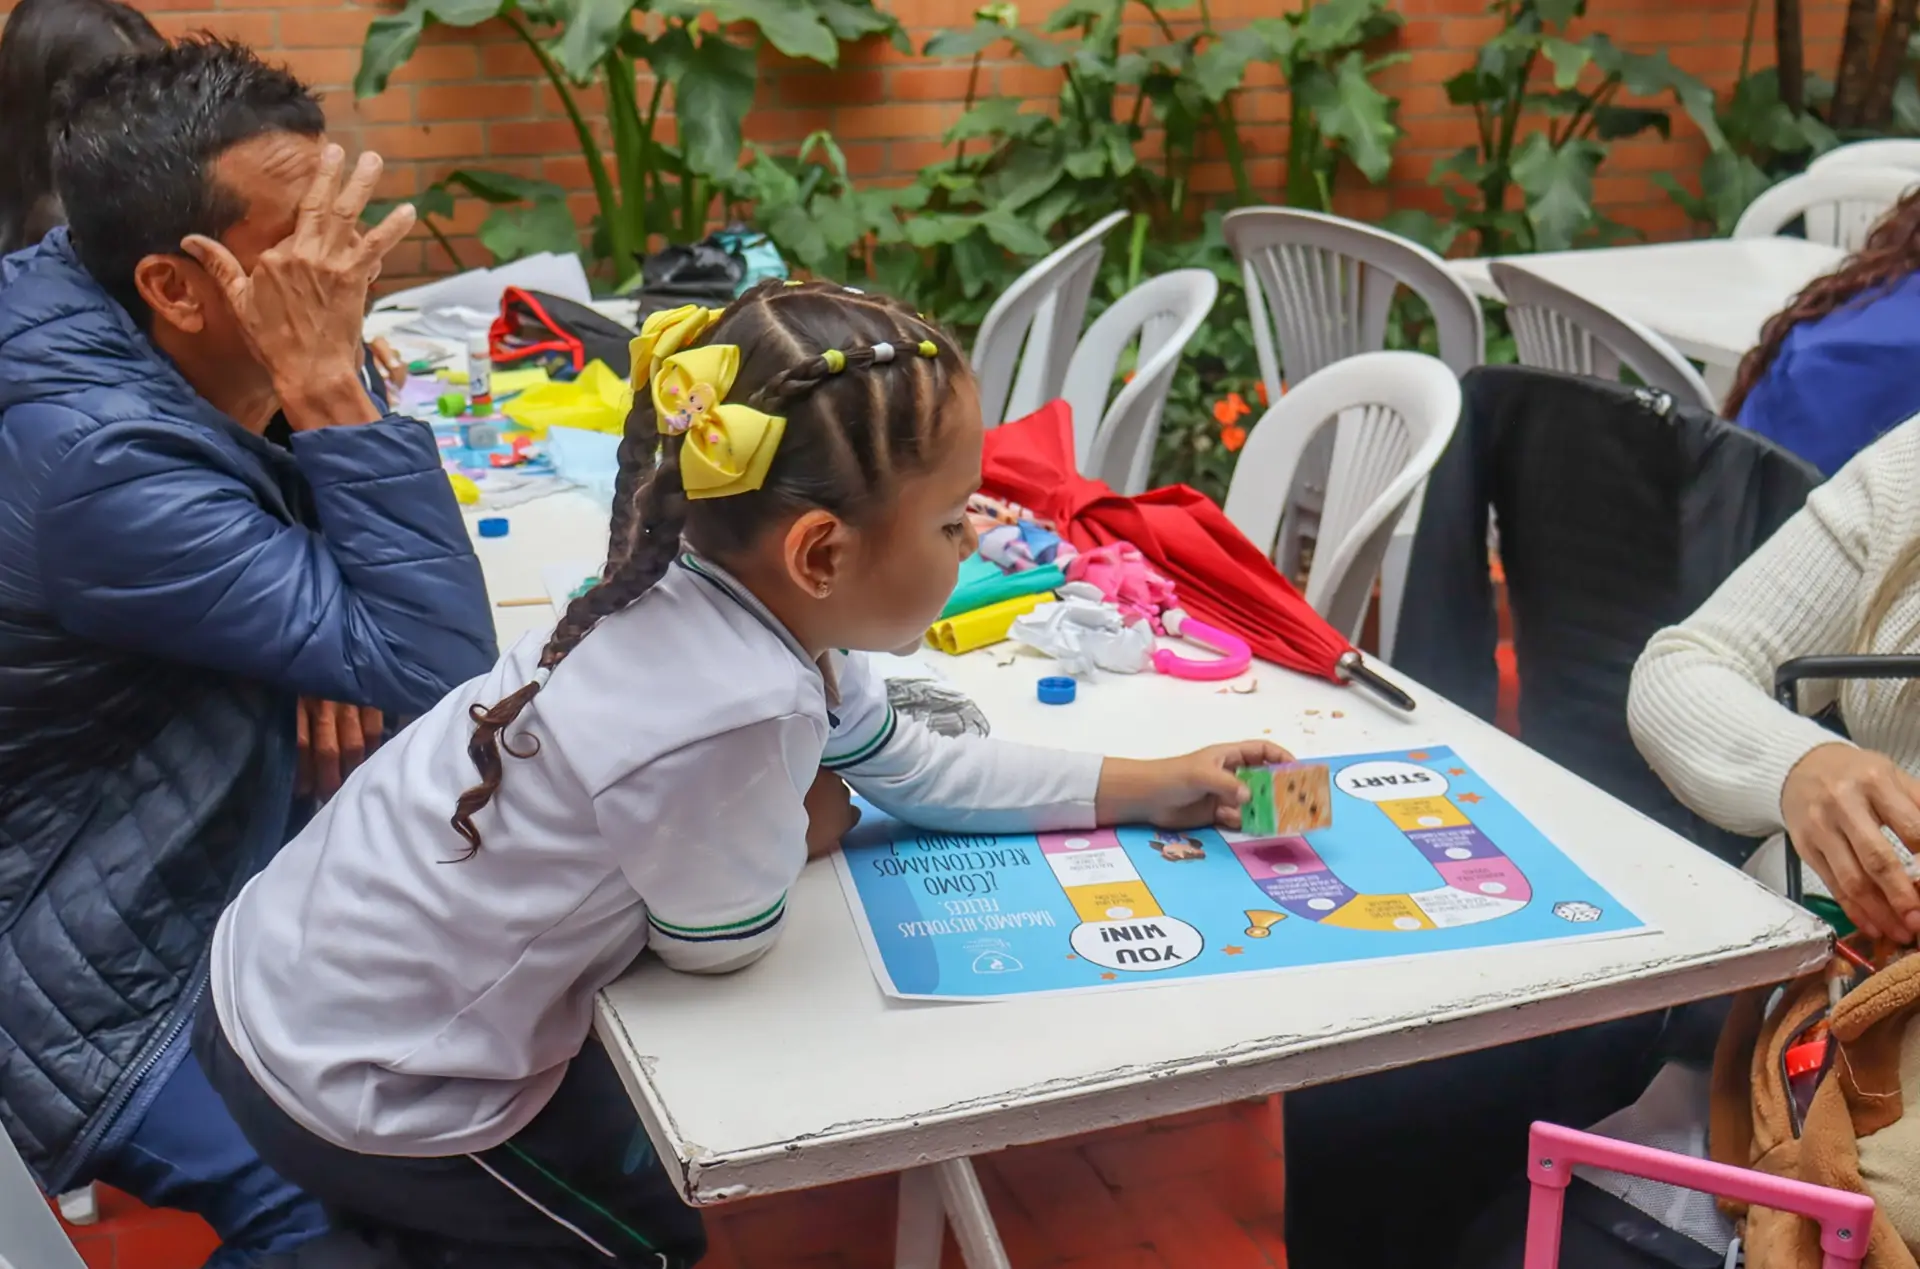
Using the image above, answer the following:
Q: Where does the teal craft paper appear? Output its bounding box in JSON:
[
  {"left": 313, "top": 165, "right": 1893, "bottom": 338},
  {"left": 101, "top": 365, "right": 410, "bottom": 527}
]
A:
[{"left": 938, "top": 557, "right": 1065, "bottom": 620}]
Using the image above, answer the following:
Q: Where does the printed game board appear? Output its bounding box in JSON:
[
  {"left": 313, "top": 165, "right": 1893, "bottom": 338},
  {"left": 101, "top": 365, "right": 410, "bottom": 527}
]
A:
[{"left": 831, "top": 746, "right": 1649, "bottom": 1001}]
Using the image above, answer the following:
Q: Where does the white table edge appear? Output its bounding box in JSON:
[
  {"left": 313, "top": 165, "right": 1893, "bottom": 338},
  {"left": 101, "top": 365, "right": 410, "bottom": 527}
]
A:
[{"left": 595, "top": 916, "right": 1824, "bottom": 1205}]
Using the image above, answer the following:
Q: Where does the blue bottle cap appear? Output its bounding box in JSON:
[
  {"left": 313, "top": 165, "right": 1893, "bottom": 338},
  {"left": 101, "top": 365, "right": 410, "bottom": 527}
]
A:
[
  {"left": 477, "top": 517, "right": 510, "bottom": 538},
  {"left": 1037, "top": 675, "right": 1076, "bottom": 705}
]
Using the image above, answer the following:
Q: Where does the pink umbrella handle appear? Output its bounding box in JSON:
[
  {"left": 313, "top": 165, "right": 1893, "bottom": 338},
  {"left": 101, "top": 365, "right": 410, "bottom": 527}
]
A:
[
  {"left": 1522, "top": 1122, "right": 1875, "bottom": 1269},
  {"left": 1154, "top": 610, "right": 1253, "bottom": 681}
]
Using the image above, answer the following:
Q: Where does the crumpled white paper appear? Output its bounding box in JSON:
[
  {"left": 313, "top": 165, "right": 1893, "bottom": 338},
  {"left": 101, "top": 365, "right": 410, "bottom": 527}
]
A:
[{"left": 1009, "top": 582, "right": 1156, "bottom": 676}]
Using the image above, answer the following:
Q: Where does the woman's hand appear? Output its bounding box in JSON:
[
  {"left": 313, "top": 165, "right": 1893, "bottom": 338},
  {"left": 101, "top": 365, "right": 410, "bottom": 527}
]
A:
[
  {"left": 1097, "top": 741, "right": 1293, "bottom": 829},
  {"left": 1781, "top": 742, "right": 1920, "bottom": 941},
  {"left": 804, "top": 768, "right": 860, "bottom": 859}
]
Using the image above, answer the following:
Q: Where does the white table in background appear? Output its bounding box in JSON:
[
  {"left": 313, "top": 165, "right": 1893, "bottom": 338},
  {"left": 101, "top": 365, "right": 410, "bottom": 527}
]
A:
[
  {"left": 1450, "top": 237, "right": 1844, "bottom": 397},
  {"left": 464, "top": 493, "right": 1828, "bottom": 1269}
]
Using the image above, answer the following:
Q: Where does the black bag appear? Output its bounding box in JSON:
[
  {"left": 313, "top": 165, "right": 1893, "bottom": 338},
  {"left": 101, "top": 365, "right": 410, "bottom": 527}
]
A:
[
  {"left": 490, "top": 288, "right": 637, "bottom": 379},
  {"left": 631, "top": 239, "right": 745, "bottom": 325}
]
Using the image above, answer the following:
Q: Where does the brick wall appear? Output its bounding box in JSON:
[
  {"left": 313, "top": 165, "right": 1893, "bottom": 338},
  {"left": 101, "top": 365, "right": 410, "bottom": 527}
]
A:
[{"left": 0, "top": 0, "right": 1854, "bottom": 287}]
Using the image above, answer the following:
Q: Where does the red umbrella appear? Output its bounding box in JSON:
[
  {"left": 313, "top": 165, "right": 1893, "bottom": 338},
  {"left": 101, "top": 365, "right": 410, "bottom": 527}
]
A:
[{"left": 981, "top": 401, "right": 1414, "bottom": 710}]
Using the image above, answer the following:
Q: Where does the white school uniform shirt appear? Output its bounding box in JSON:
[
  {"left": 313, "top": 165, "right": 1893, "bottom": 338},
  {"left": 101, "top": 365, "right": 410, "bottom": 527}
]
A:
[{"left": 210, "top": 551, "right": 1101, "bottom": 1158}]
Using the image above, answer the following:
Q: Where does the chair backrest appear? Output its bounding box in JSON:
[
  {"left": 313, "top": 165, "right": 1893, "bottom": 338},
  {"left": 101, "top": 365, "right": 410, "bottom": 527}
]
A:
[
  {"left": 1222, "top": 206, "right": 1485, "bottom": 400},
  {"left": 1059, "top": 269, "right": 1218, "bottom": 495},
  {"left": 0, "top": 1130, "right": 84, "bottom": 1269},
  {"left": 1222, "top": 351, "right": 1462, "bottom": 642},
  {"left": 971, "top": 210, "right": 1129, "bottom": 427},
  {"left": 1488, "top": 260, "right": 1716, "bottom": 410},
  {"left": 1733, "top": 165, "right": 1917, "bottom": 251},
  {"left": 1809, "top": 137, "right": 1920, "bottom": 174}
]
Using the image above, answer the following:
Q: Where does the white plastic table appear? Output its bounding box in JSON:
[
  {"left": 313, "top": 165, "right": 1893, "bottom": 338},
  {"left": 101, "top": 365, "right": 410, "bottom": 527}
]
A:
[
  {"left": 465, "top": 492, "right": 1828, "bottom": 1269},
  {"left": 1450, "top": 237, "right": 1844, "bottom": 374}
]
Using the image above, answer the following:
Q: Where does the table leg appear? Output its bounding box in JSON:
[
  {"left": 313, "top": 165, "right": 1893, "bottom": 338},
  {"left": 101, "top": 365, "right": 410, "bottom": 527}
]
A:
[
  {"left": 895, "top": 1167, "right": 945, "bottom": 1269},
  {"left": 934, "top": 1159, "right": 1013, "bottom": 1269}
]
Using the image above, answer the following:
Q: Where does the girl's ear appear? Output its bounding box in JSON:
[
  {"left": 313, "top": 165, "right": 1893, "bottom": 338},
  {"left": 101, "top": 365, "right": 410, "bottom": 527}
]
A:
[{"left": 781, "top": 509, "right": 850, "bottom": 599}]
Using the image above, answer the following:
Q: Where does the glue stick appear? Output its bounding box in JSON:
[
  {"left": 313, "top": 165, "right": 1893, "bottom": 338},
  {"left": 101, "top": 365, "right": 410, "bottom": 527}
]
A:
[{"left": 466, "top": 330, "right": 492, "bottom": 412}]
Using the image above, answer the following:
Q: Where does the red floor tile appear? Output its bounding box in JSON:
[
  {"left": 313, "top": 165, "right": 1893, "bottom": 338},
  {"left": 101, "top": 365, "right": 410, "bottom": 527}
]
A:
[{"left": 45, "top": 1101, "right": 1287, "bottom": 1269}]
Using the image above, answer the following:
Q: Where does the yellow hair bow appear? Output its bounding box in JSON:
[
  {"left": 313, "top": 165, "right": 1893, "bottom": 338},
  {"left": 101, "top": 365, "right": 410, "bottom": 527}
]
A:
[
  {"left": 629, "top": 304, "right": 724, "bottom": 390},
  {"left": 653, "top": 345, "right": 786, "bottom": 501}
]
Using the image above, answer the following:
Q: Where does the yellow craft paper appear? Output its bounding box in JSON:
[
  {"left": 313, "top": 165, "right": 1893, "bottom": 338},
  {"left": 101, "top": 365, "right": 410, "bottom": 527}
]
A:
[
  {"left": 925, "top": 592, "right": 1053, "bottom": 655},
  {"left": 501, "top": 361, "right": 632, "bottom": 437}
]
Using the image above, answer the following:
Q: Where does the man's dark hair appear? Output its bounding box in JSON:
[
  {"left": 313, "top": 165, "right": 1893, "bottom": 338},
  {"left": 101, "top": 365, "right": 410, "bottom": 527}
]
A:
[{"left": 51, "top": 37, "right": 325, "bottom": 322}]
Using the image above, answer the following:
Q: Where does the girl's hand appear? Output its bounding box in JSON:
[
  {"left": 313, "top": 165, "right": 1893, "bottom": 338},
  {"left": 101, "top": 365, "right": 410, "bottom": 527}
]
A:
[
  {"left": 1097, "top": 741, "right": 1293, "bottom": 829},
  {"left": 804, "top": 768, "right": 860, "bottom": 859},
  {"left": 1781, "top": 742, "right": 1920, "bottom": 942}
]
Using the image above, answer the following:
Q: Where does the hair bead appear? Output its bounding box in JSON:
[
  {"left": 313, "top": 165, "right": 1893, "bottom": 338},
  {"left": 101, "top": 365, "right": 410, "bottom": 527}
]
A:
[
  {"left": 871, "top": 341, "right": 896, "bottom": 364},
  {"left": 917, "top": 340, "right": 939, "bottom": 358},
  {"left": 823, "top": 349, "right": 847, "bottom": 373}
]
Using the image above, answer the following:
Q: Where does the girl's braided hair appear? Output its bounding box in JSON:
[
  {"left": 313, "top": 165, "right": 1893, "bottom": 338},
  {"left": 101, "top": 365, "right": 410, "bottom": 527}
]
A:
[
  {"left": 450, "top": 280, "right": 966, "bottom": 854},
  {"left": 1724, "top": 188, "right": 1920, "bottom": 418}
]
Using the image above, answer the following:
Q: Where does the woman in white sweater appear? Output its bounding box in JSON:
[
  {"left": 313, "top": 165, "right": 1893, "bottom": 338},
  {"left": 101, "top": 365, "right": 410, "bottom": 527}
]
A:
[{"left": 1630, "top": 414, "right": 1920, "bottom": 942}]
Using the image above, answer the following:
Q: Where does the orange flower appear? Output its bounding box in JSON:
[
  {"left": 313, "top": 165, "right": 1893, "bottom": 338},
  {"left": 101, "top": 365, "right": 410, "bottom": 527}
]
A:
[
  {"left": 1254, "top": 380, "right": 1269, "bottom": 407},
  {"left": 1212, "top": 392, "right": 1251, "bottom": 426},
  {"left": 1221, "top": 424, "right": 1247, "bottom": 452}
]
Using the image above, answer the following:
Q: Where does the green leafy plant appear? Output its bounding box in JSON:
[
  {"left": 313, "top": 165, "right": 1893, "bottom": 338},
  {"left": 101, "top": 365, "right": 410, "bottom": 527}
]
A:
[
  {"left": 1662, "top": 0, "right": 1920, "bottom": 234},
  {"left": 1191, "top": 0, "right": 1404, "bottom": 211},
  {"left": 370, "top": 169, "right": 576, "bottom": 266},
  {"left": 1417, "top": 0, "right": 1719, "bottom": 255},
  {"left": 356, "top": 0, "right": 903, "bottom": 285}
]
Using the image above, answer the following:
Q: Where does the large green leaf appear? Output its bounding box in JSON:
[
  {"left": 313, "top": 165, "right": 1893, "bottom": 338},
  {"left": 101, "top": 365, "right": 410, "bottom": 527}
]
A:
[
  {"left": 1191, "top": 26, "right": 1267, "bottom": 103},
  {"left": 444, "top": 168, "right": 569, "bottom": 204},
  {"left": 551, "top": 0, "right": 637, "bottom": 81},
  {"left": 1007, "top": 28, "right": 1072, "bottom": 70},
  {"left": 1533, "top": 0, "right": 1584, "bottom": 27},
  {"left": 813, "top": 0, "right": 909, "bottom": 53},
  {"left": 654, "top": 0, "right": 837, "bottom": 64},
  {"left": 1429, "top": 145, "right": 1491, "bottom": 186},
  {"left": 923, "top": 20, "right": 1007, "bottom": 59},
  {"left": 356, "top": 2, "right": 428, "bottom": 99},
  {"left": 946, "top": 97, "right": 1032, "bottom": 143},
  {"left": 478, "top": 200, "right": 582, "bottom": 261},
  {"left": 1295, "top": 0, "right": 1394, "bottom": 56},
  {"left": 1539, "top": 36, "right": 1589, "bottom": 90},
  {"left": 1511, "top": 132, "right": 1602, "bottom": 250},
  {"left": 1043, "top": 0, "right": 1123, "bottom": 32},
  {"left": 978, "top": 208, "right": 1051, "bottom": 256},
  {"left": 674, "top": 32, "right": 758, "bottom": 176},
  {"left": 1298, "top": 51, "right": 1398, "bottom": 182},
  {"left": 1590, "top": 105, "right": 1669, "bottom": 140},
  {"left": 356, "top": 0, "right": 512, "bottom": 97}
]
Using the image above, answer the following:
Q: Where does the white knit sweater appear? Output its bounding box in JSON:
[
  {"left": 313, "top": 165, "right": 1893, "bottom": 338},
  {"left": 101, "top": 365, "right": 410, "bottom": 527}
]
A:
[{"left": 1629, "top": 414, "right": 1920, "bottom": 840}]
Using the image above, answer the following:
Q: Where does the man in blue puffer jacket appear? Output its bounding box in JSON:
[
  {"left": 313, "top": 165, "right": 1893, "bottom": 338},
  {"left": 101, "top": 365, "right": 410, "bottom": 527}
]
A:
[{"left": 0, "top": 38, "right": 497, "bottom": 1263}]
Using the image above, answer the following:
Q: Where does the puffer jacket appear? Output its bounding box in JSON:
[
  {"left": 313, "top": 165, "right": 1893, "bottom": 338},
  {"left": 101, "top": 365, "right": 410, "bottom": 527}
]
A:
[{"left": 0, "top": 229, "right": 497, "bottom": 1189}]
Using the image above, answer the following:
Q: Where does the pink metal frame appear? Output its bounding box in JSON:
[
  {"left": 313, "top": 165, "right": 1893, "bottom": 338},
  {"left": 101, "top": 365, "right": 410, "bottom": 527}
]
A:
[{"left": 1522, "top": 1122, "right": 1876, "bottom": 1269}]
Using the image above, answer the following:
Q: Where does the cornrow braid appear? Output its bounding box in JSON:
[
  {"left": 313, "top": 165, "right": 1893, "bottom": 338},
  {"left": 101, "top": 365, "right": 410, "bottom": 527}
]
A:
[
  {"left": 450, "top": 439, "right": 690, "bottom": 854},
  {"left": 449, "top": 279, "right": 968, "bottom": 852}
]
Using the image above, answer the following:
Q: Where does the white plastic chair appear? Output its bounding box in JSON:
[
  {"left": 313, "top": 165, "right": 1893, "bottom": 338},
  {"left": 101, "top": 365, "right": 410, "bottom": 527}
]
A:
[
  {"left": 971, "top": 210, "right": 1128, "bottom": 427},
  {"left": 1223, "top": 207, "right": 1483, "bottom": 660},
  {"left": 1809, "top": 137, "right": 1920, "bottom": 174},
  {"left": 1059, "top": 268, "right": 1218, "bottom": 495},
  {"left": 1, "top": 1130, "right": 85, "bottom": 1269},
  {"left": 1488, "top": 261, "right": 1717, "bottom": 410},
  {"left": 1223, "top": 351, "right": 1462, "bottom": 644},
  {"left": 1733, "top": 164, "right": 1917, "bottom": 251}
]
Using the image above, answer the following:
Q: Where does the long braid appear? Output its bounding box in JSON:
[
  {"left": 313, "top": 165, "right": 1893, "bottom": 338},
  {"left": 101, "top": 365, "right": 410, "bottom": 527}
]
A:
[
  {"left": 450, "top": 438, "right": 689, "bottom": 854},
  {"left": 602, "top": 406, "right": 658, "bottom": 573},
  {"left": 1725, "top": 189, "right": 1920, "bottom": 417}
]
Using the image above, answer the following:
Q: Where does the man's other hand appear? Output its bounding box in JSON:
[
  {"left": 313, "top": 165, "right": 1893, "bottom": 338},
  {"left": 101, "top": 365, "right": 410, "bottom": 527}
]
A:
[{"left": 296, "top": 699, "right": 385, "bottom": 801}]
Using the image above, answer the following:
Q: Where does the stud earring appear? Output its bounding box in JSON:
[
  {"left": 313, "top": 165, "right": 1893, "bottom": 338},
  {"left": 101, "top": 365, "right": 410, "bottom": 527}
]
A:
[{"left": 816, "top": 582, "right": 831, "bottom": 597}]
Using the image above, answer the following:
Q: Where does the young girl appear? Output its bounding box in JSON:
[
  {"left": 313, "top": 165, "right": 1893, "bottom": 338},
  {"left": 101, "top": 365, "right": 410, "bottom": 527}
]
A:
[{"left": 196, "top": 281, "right": 1283, "bottom": 1266}]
